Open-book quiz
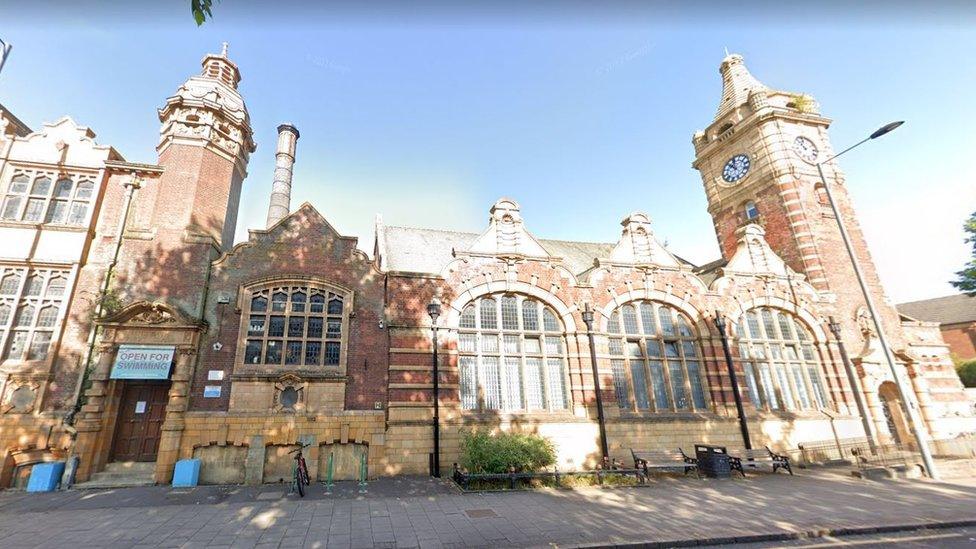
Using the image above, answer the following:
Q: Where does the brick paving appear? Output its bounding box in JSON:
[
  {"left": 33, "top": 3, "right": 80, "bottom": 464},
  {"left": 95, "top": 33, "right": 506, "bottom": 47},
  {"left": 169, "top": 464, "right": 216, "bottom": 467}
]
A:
[{"left": 0, "top": 470, "right": 975, "bottom": 548}]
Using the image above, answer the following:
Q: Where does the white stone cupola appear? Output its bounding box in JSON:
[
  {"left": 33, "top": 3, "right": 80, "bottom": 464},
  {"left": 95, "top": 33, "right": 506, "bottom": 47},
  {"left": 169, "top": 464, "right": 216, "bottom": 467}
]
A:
[
  {"left": 715, "top": 53, "right": 767, "bottom": 120},
  {"left": 157, "top": 42, "right": 256, "bottom": 176}
]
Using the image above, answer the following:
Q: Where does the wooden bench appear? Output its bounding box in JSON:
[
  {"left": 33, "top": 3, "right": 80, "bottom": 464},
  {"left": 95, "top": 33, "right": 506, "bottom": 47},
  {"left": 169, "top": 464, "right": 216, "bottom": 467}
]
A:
[
  {"left": 729, "top": 447, "right": 793, "bottom": 477},
  {"left": 631, "top": 448, "right": 700, "bottom": 478}
]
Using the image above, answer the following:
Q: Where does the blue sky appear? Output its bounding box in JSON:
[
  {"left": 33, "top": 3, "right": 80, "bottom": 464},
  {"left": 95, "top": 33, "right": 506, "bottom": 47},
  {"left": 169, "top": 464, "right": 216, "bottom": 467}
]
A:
[{"left": 2, "top": 2, "right": 974, "bottom": 303}]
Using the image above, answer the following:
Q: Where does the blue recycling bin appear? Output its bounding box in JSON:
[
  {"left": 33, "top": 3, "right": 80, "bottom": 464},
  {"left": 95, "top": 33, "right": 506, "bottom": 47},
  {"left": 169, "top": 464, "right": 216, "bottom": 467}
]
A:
[
  {"left": 27, "top": 462, "right": 65, "bottom": 492},
  {"left": 172, "top": 458, "right": 200, "bottom": 487}
]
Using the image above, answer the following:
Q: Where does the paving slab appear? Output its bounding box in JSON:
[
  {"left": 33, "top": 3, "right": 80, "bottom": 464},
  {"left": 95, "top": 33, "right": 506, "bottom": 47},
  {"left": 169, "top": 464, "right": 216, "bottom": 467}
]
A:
[{"left": 1, "top": 470, "right": 976, "bottom": 548}]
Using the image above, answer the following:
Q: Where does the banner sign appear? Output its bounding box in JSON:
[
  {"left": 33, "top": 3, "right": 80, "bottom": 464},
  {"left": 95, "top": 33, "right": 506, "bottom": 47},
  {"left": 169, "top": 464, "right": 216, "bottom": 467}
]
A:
[{"left": 110, "top": 345, "right": 175, "bottom": 380}]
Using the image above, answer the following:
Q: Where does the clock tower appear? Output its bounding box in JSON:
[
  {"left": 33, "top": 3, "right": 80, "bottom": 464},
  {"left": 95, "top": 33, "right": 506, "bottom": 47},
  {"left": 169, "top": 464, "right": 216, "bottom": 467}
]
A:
[{"left": 691, "top": 53, "right": 904, "bottom": 342}]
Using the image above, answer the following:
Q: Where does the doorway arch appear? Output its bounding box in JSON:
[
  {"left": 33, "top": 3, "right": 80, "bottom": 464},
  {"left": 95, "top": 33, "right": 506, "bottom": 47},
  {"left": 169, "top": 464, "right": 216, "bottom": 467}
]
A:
[{"left": 877, "top": 382, "right": 912, "bottom": 447}]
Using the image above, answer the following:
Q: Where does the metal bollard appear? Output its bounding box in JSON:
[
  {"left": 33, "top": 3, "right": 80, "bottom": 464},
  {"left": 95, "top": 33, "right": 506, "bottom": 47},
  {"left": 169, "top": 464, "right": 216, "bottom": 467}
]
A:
[
  {"left": 357, "top": 451, "right": 368, "bottom": 493},
  {"left": 325, "top": 453, "right": 335, "bottom": 494}
]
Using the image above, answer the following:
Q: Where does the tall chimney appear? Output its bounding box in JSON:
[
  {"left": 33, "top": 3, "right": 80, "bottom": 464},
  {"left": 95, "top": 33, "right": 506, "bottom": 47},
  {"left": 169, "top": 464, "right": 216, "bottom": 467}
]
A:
[{"left": 266, "top": 123, "right": 300, "bottom": 228}]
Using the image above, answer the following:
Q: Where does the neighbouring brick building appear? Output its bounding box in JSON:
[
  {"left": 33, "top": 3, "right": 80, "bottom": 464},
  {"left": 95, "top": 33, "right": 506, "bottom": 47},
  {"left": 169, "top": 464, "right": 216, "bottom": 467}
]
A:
[
  {"left": 899, "top": 294, "right": 976, "bottom": 361},
  {"left": 0, "top": 46, "right": 973, "bottom": 487}
]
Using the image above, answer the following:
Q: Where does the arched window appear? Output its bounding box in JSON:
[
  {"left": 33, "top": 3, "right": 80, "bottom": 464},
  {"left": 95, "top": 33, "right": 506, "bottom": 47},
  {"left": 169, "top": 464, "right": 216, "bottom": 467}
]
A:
[
  {"left": 457, "top": 295, "right": 568, "bottom": 413},
  {"left": 737, "top": 307, "right": 829, "bottom": 411},
  {"left": 241, "top": 283, "right": 348, "bottom": 369},
  {"left": 607, "top": 301, "right": 709, "bottom": 412},
  {"left": 744, "top": 200, "right": 760, "bottom": 220},
  {"left": 813, "top": 183, "right": 830, "bottom": 207}
]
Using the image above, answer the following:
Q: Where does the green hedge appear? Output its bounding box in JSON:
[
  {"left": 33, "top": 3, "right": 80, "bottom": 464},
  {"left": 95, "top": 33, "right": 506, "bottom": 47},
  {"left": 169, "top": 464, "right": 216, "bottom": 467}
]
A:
[
  {"left": 958, "top": 359, "right": 976, "bottom": 388},
  {"left": 459, "top": 429, "right": 557, "bottom": 474}
]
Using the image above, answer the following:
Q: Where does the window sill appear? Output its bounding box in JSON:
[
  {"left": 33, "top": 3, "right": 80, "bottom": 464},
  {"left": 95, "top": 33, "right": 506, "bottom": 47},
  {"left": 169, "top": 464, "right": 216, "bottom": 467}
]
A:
[
  {"left": 749, "top": 408, "right": 844, "bottom": 420},
  {"left": 230, "top": 369, "right": 347, "bottom": 381},
  {"left": 458, "top": 410, "right": 580, "bottom": 423},
  {"left": 613, "top": 410, "right": 721, "bottom": 422},
  {"left": 0, "top": 220, "right": 88, "bottom": 231}
]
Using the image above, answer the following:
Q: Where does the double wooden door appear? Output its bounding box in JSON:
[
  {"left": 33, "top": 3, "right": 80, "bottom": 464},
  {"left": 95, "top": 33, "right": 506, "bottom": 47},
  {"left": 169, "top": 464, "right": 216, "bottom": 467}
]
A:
[{"left": 111, "top": 382, "right": 170, "bottom": 462}]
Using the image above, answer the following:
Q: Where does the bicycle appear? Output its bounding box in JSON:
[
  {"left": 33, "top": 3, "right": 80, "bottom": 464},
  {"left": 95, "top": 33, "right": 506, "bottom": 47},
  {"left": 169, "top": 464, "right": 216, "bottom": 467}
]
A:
[{"left": 289, "top": 441, "right": 312, "bottom": 497}]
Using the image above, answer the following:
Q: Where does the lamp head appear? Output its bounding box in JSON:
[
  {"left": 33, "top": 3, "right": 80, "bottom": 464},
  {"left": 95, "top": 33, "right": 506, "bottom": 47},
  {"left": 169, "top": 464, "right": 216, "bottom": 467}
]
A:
[
  {"left": 869, "top": 121, "right": 904, "bottom": 139},
  {"left": 713, "top": 310, "right": 726, "bottom": 331},
  {"left": 427, "top": 297, "right": 442, "bottom": 323}
]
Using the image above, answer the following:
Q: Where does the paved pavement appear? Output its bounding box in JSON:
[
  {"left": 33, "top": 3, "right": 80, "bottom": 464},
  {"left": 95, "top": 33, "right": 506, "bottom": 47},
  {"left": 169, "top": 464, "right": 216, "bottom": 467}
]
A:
[{"left": 0, "top": 469, "right": 974, "bottom": 548}]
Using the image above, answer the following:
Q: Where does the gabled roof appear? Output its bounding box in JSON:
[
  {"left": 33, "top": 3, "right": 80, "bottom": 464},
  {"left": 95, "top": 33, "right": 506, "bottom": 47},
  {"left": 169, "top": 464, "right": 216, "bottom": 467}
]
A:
[{"left": 897, "top": 294, "right": 976, "bottom": 326}]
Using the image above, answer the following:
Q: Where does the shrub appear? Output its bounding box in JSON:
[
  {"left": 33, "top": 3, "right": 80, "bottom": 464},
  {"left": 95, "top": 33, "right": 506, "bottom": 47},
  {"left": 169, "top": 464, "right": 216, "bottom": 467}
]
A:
[
  {"left": 957, "top": 359, "right": 976, "bottom": 388},
  {"left": 459, "top": 429, "right": 557, "bottom": 474}
]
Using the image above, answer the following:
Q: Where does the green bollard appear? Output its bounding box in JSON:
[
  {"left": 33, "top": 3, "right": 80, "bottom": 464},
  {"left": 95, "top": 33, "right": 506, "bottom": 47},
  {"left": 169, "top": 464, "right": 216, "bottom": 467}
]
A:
[
  {"left": 358, "top": 450, "right": 368, "bottom": 493},
  {"left": 325, "top": 453, "right": 335, "bottom": 494}
]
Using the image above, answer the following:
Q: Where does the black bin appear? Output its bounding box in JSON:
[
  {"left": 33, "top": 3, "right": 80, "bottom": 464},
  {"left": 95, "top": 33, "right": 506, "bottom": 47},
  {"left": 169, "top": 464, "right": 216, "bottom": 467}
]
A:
[{"left": 695, "top": 444, "right": 731, "bottom": 479}]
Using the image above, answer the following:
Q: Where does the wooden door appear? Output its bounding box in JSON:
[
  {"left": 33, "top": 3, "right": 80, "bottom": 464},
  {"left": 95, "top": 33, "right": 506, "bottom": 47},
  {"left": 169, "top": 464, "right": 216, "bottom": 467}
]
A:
[{"left": 111, "top": 382, "right": 170, "bottom": 462}]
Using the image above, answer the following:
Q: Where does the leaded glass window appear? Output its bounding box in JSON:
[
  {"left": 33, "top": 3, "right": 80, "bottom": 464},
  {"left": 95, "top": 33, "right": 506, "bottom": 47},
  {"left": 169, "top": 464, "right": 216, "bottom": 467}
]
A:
[
  {"left": 737, "top": 307, "right": 829, "bottom": 411},
  {"left": 242, "top": 284, "right": 347, "bottom": 368},
  {"left": 457, "top": 295, "right": 569, "bottom": 413},
  {"left": 607, "top": 301, "right": 709, "bottom": 413},
  {"left": 0, "top": 267, "right": 69, "bottom": 363},
  {"left": 0, "top": 170, "right": 94, "bottom": 226}
]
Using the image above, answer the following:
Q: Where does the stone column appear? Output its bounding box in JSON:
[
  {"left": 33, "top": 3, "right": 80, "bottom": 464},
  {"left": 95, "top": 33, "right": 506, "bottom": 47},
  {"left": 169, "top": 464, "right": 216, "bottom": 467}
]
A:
[
  {"left": 74, "top": 344, "right": 116, "bottom": 481},
  {"left": 907, "top": 367, "right": 939, "bottom": 441},
  {"left": 155, "top": 347, "right": 194, "bottom": 483}
]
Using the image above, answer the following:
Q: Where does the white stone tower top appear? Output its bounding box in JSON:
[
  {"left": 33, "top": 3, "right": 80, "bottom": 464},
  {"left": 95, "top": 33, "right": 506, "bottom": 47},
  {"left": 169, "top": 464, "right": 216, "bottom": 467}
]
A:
[{"left": 715, "top": 53, "right": 767, "bottom": 119}]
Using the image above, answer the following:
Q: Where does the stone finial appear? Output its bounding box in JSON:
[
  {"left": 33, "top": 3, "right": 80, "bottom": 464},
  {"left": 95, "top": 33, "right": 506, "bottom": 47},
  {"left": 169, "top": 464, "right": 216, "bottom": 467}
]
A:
[{"left": 221, "top": 42, "right": 229, "bottom": 57}]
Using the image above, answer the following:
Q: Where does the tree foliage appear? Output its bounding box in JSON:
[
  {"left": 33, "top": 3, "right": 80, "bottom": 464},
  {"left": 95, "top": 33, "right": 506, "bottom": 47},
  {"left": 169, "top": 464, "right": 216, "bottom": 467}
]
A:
[
  {"left": 957, "top": 359, "right": 976, "bottom": 388},
  {"left": 951, "top": 211, "right": 976, "bottom": 296},
  {"left": 191, "top": 0, "right": 217, "bottom": 26},
  {"left": 459, "top": 429, "right": 557, "bottom": 474}
]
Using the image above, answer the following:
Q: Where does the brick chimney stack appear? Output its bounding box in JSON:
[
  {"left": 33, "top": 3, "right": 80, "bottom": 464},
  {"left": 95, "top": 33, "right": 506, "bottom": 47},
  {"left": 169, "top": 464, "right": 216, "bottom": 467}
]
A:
[{"left": 266, "top": 123, "right": 299, "bottom": 228}]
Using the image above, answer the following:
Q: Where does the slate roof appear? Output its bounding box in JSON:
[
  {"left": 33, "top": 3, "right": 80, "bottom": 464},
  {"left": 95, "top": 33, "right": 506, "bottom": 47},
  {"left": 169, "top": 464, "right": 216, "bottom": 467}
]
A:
[
  {"left": 897, "top": 294, "right": 976, "bottom": 326},
  {"left": 380, "top": 225, "right": 710, "bottom": 277}
]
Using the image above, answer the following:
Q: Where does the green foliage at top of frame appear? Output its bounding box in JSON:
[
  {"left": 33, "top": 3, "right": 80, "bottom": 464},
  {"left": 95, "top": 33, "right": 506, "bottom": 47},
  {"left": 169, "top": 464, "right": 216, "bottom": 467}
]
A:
[
  {"left": 459, "top": 429, "right": 557, "bottom": 474},
  {"left": 951, "top": 211, "right": 976, "bottom": 296},
  {"left": 192, "top": 0, "right": 218, "bottom": 26}
]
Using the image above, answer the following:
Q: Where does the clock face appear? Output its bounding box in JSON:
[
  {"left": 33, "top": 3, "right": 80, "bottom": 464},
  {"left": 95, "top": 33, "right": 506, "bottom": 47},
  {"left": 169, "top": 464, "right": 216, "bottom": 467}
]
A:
[
  {"left": 722, "top": 154, "right": 751, "bottom": 183},
  {"left": 792, "top": 136, "right": 819, "bottom": 163}
]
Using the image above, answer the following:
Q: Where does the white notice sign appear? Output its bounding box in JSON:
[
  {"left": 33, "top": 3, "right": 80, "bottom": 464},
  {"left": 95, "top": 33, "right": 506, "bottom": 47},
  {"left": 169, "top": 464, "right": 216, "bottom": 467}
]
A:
[
  {"left": 135, "top": 401, "right": 147, "bottom": 414},
  {"left": 203, "top": 385, "right": 222, "bottom": 398},
  {"left": 207, "top": 370, "right": 225, "bottom": 381},
  {"left": 111, "top": 345, "right": 175, "bottom": 380}
]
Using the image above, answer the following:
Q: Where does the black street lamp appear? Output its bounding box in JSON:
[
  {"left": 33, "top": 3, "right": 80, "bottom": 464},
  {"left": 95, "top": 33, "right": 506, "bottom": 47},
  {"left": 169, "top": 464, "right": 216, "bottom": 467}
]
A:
[
  {"left": 828, "top": 316, "right": 877, "bottom": 454},
  {"left": 580, "top": 304, "right": 610, "bottom": 461},
  {"left": 427, "top": 297, "right": 442, "bottom": 478},
  {"left": 713, "top": 312, "right": 752, "bottom": 450},
  {"left": 816, "top": 121, "right": 937, "bottom": 478}
]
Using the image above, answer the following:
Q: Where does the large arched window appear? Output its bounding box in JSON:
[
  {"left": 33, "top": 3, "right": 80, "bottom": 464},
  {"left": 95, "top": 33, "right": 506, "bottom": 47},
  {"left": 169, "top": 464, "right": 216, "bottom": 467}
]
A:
[
  {"left": 737, "top": 307, "right": 829, "bottom": 411},
  {"left": 240, "top": 282, "right": 349, "bottom": 369},
  {"left": 607, "top": 301, "right": 709, "bottom": 413},
  {"left": 457, "top": 295, "right": 568, "bottom": 413}
]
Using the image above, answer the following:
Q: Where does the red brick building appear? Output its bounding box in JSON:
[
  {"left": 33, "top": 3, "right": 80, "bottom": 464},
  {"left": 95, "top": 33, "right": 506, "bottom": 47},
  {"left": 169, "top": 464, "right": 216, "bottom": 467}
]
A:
[
  {"left": 899, "top": 294, "right": 976, "bottom": 361},
  {"left": 0, "top": 47, "right": 972, "bottom": 487}
]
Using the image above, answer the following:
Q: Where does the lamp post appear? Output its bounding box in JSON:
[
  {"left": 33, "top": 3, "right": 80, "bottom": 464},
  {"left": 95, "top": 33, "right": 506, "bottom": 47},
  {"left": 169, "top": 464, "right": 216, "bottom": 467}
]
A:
[
  {"left": 713, "top": 312, "right": 752, "bottom": 450},
  {"left": 426, "top": 297, "right": 442, "bottom": 478},
  {"left": 828, "top": 316, "right": 877, "bottom": 454},
  {"left": 816, "top": 121, "right": 938, "bottom": 479},
  {"left": 580, "top": 304, "right": 610, "bottom": 461}
]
